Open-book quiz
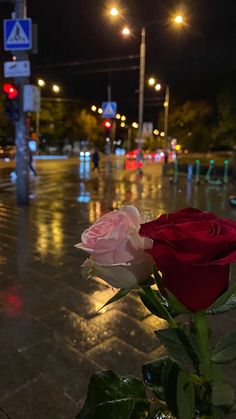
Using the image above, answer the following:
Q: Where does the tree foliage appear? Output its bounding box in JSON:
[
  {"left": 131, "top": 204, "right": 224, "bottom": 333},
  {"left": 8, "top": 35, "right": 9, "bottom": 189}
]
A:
[{"left": 161, "top": 100, "right": 215, "bottom": 151}]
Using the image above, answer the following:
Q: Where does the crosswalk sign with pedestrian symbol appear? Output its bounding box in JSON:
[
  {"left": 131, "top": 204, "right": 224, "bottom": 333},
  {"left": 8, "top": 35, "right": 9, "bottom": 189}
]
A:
[
  {"left": 102, "top": 102, "right": 117, "bottom": 118},
  {"left": 4, "top": 19, "right": 32, "bottom": 51}
]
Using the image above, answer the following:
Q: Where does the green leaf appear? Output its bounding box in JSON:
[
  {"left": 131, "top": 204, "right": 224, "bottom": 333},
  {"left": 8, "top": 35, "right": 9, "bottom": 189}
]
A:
[
  {"left": 177, "top": 371, "right": 195, "bottom": 419},
  {"left": 212, "top": 331, "right": 236, "bottom": 364},
  {"left": 98, "top": 288, "right": 131, "bottom": 311},
  {"left": 162, "top": 357, "right": 182, "bottom": 417},
  {"left": 208, "top": 284, "right": 236, "bottom": 311},
  {"left": 139, "top": 286, "right": 177, "bottom": 327},
  {"left": 212, "top": 383, "right": 235, "bottom": 407},
  {"left": 165, "top": 290, "right": 191, "bottom": 314},
  {"left": 142, "top": 356, "right": 180, "bottom": 401},
  {"left": 77, "top": 370, "right": 150, "bottom": 419},
  {"left": 207, "top": 293, "right": 236, "bottom": 315},
  {"left": 155, "top": 328, "right": 200, "bottom": 369}
]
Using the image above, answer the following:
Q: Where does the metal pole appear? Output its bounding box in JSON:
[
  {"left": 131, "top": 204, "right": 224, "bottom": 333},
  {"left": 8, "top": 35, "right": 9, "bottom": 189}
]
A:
[
  {"left": 14, "top": 0, "right": 29, "bottom": 205},
  {"left": 138, "top": 26, "right": 146, "bottom": 137},
  {"left": 164, "top": 84, "right": 170, "bottom": 139}
]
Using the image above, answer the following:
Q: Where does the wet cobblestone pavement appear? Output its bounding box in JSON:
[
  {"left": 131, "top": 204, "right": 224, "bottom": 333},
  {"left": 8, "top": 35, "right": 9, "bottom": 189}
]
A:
[{"left": 0, "top": 157, "right": 236, "bottom": 418}]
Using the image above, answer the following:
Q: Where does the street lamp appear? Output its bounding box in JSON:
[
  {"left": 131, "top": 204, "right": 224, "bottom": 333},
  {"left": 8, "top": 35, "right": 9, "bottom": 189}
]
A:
[
  {"left": 155, "top": 83, "right": 161, "bottom": 92},
  {"left": 110, "top": 7, "right": 119, "bottom": 16},
  {"left": 52, "top": 84, "right": 60, "bottom": 93},
  {"left": 148, "top": 77, "right": 156, "bottom": 86},
  {"left": 174, "top": 15, "right": 183, "bottom": 24},
  {"left": 149, "top": 77, "right": 170, "bottom": 140},
  {"left": 38, "top": 79, "right": 45, "bottom": 87},
  {"left": 109, "top": 8, "right": 184, "bottom": 141},
  {"left": 121, "top": 26, "right": 131, "bottom": 36}
]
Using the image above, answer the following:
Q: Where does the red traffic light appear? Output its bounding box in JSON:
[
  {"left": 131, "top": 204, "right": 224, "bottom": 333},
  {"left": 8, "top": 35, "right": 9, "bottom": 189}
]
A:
[
  {"left": 3, "top": 83, "right": 18, "bottom": 99},
  {"left": 103, "top": 119, "right": 112, "bottom": 129}
]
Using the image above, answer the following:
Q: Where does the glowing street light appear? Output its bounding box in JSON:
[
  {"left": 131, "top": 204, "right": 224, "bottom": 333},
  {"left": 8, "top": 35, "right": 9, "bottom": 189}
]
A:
[
  {"left": 132, "top": 122, "right": 139, "bottom": 129},
  {"left": 160, "top": 131, "right": 165, "bottom": 137},
  {"left": 122, "top": 26, "right": 131, "bottom": 36},
  {"left": 155, "top": 83, "right": 161, "bottom": 91},
  {"left": 174, "top": 15, "right": 183, "bottom": 24},
  {"left": 153, "top": 129, "right": 159, "bottom": 136},
  {"left": 121, "top": 115, "right": 126, "bottom": 121},
  {"left": 120, "top": 122, "right": 126, "bottom": 127},
  {"left": 91, "top": 105, "right": 97, "bottom": 112},
  {"left": 38, "top": 79, "right": 45, "bottom": 87},
  {"left": 52, "top": 84, "right": 60, "bottom": 93},
  {"left": 110, "top": 7, "right": 119, "bottom": 16},
  {"left": 116, "top": 113, "right": 121, "bottom": 119},
  {"left": 148, "top": 77, "right": 156, "bottom": 86},
  {"left": 98, "top": 108, "right": 103, "bottom": 114}
]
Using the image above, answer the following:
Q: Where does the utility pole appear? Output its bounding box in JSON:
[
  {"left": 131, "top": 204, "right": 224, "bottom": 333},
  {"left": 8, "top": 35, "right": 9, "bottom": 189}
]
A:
[
  {"left": 14, "top": 0, "right": 29, "bottom": 205},
  {"left": 164, "top": 85, "right": 170, "bottom": 140},
  {"left": 138, "top": 26, "right": 146, "bottom": 137}
]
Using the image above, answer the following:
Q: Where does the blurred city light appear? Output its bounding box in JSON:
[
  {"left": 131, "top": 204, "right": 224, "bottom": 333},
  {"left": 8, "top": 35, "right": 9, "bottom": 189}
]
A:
[
  {"left": 132, "top": 122, "right": 139, "bottom": 129},
  {"left": 52, "top": 84, "right": 60, "bottom": 93},
  {"left": 148, "top": 77, "right": 156, "bottom": 86},
  {"left": 122, "top": 26, "right": 131, "bottom": 36},
  {"left": 155, "top": 83, "right": 161, "bottom": 91},
  {"left": 163, "top": 101, "right": 168, "bottom": 107},
  {"left": 160, "top": 132, "right": 165, "bottom": 137},
  {"left": 91, "top": 105, "right": 97, "bottom": 112},
  {"left": 110, "top": 7, "right": 119, "bottom": 16},
  {"left": 38, "top": 79, "right": 45, "bottom": 87},
  {"left": 98, "top": 108, "right": 103, "bottom": 114},
  {"left": 153, "top": 129, "right": 159, "bottom": 135},
  {"left": 121, "top": 115, "right": 126, "bottom": 121},
  {"left": 174, "top": 15, "right": 183, "bottom": 24},
  {"left": 120, "top": 122, "right": 126, "bottom": 127},
  {"left": 116, "top": 113, "right": 121, "bottom": 119}
]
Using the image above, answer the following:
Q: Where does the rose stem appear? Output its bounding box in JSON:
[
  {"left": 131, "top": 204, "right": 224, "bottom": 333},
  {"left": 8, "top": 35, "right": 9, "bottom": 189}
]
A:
[{"left": 194, "top": 311, "right": 212, "bottom": 382}]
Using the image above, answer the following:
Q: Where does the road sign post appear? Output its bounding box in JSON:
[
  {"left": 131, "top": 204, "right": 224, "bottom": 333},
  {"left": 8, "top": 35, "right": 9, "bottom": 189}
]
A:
[{"left": 6, "top": 2, "right": 31, "bottom": 205}]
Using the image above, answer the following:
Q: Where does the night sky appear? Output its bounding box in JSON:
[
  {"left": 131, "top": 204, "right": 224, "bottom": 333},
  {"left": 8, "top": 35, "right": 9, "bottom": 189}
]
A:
[{"left": 1, "top": 0, "right": 236, "bottom": 121}]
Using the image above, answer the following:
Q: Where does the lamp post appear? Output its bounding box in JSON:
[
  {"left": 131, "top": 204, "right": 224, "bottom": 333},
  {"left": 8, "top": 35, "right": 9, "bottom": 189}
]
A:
[
  {"left": 109, "top": 8, "right": 184, "bottom": 141},
  {"left": 148, "top": 77, "right": 170, "bottom": 144},
  {"left": 36, "top": 80, "right": 60, "bottom": 143},
  {"left": 164, "top": 84, "right": 170, "bottom": 139}
]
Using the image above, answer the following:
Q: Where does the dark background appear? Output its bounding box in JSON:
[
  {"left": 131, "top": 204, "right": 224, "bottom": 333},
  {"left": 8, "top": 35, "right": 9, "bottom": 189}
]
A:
[{"left": 1, "top": 0, "right": 236, "bottom": 120}]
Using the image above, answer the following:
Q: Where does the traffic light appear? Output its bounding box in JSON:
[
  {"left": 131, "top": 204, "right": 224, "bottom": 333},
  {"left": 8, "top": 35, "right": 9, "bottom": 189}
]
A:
[
  {"left": 102, "top": 119, "right": 112, "bottom": 129},
  {"left": 2, "top": 83, "right": 20, "bottom": 121}
]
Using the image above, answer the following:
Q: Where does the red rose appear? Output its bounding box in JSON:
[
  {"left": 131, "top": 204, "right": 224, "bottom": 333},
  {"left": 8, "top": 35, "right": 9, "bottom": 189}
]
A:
[{"left": 139, "top": 208, "right": 236, "bottom": 312}]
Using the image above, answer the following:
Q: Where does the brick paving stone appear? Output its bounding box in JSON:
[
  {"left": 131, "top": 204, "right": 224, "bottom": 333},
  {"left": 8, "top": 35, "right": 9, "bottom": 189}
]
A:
[
  {"left": 0, "top": 309, "right": 50, "bottom": 352},
  {"left": 86, "top": 336, "right": 150, "bottom": 377},
  {"left": 0, "top": 374, "right": 78, "bottom": 419},
  {"left": 40, "top": 307, "right": 106, "bottom": 352},
  {"left": 141, "top": 314, "right": 167, "bottom": 331},
  {"left": 37, "top": 287, "right": 102, "bottom": 320},
  {"left": 89, "top": 308, "right": 160, "bottom": 353},
  {"left": 20, "top": 338, "right": 99, "bottom": 402},
  {"left": 0, "top": 350, "right": 36, "bottom": 400}
]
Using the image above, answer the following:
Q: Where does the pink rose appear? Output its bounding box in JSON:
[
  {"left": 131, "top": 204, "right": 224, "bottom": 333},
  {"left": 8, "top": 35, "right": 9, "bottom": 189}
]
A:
[
  {"left": 76, "top": 205, "right": 152, "bottom": 265},
  {"left": 76, "top": 205, "right": 153, "bottom": 288}
]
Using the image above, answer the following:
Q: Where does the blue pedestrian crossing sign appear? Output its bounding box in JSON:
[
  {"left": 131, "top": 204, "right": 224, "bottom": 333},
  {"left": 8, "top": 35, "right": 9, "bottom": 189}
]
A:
[
  {"left": 102, "top": 102, "right": 117, "bottom": 118},
  {"left": 4, "top": 19, "right": 32, "bottom": 51}
]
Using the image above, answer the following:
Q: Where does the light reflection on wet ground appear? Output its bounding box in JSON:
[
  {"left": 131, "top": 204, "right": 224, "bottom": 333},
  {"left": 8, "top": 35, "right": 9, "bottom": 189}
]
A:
[{"left": 0, "top": 157, "right": 235, "bottom": 417}]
